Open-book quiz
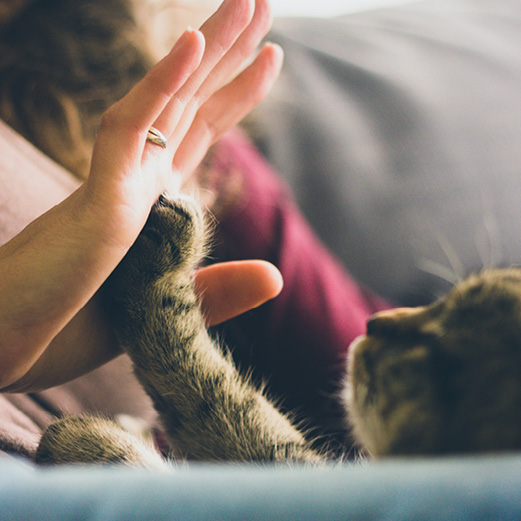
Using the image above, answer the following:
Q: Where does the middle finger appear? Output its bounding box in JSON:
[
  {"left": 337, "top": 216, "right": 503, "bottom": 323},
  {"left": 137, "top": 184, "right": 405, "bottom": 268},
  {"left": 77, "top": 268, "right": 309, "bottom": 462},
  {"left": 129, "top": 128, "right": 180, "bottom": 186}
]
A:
[
  {"left": 153, "top": 0, "right": 255, "bottom": 139},
  {"left": 192, "top": 0, "right": 272, "bottom": 106}
]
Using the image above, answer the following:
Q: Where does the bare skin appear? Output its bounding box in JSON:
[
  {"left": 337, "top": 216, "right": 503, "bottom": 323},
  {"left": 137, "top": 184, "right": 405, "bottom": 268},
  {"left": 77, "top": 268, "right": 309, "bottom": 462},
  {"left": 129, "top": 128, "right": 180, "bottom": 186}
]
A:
[{"left": 0, "top": 0, "right": 284, "bottom": 392}]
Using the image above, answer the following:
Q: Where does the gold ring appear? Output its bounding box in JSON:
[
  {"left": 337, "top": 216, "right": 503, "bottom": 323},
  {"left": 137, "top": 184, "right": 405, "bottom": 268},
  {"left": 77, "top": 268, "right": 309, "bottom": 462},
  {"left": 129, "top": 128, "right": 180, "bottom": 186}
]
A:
[{"left": 146, "top": 127, "right": 167, "bottom": 149}]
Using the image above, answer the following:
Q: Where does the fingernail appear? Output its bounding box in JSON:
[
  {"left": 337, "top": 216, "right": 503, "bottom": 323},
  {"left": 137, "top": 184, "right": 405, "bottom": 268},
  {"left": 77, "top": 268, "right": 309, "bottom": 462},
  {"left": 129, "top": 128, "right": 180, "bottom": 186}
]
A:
[
  {"left": 265, "top": 42, "right": 284, "bottom": 56},
  {"left": 170, "top": 27, "right": 197, "bottom": 54}
]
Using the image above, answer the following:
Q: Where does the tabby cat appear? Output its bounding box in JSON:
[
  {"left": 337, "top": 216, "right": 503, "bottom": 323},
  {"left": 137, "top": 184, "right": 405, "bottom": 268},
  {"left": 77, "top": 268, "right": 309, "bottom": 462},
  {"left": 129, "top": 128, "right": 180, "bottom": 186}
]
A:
[
  {"left": 346, "top": 268, "right": 521, "bottom": 457},
  {"left": 35, "top": 194, "right": 521, "bottom": 466}
]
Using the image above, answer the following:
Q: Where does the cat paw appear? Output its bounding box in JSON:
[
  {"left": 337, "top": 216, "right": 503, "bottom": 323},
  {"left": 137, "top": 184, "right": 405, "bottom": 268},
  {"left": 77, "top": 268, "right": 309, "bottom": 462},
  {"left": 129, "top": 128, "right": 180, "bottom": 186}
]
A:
[
  {"left": 106, "top": 194, "right": 207, "bottom": 299},
  {"left": 35, "top": 416, "right": 166, "bottom": 469},
  {"left": 143, "top": 193, "right": 207, "bottom": 274}
]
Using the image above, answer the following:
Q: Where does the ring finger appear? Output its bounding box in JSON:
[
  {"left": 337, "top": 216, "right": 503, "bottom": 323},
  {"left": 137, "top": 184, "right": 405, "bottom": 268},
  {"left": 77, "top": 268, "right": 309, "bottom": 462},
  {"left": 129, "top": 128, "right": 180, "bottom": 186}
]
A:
[{"left": 153, "top": 0, "right": 270, "bottom": 145}]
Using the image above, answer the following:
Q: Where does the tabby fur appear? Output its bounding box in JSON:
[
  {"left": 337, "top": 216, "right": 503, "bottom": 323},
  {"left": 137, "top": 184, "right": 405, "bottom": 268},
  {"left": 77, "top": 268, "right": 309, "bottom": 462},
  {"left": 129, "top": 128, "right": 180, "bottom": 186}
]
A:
[
  {"left": 346, "top": 269, "right": 521, "bottom": 457},
  {"left": 36, "top": 195, "right": 521, "bottom": 466},
  {"left": 36, "top": 195, "right": 323, "bottom": 466}
]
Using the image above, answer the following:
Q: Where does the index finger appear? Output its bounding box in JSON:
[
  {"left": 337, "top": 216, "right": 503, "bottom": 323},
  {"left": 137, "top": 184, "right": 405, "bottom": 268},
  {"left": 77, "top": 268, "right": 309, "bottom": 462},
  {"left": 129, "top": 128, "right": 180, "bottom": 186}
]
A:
[{"left": 101, "top": 28, "right": 206, "bottom": 150}]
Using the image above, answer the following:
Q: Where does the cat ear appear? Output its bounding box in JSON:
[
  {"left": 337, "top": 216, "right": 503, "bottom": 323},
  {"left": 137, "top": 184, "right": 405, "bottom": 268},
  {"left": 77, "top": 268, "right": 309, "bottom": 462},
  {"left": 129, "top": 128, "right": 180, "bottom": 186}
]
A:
[{"left": 367, "top": 307, "right": 443, "bottom": 337}]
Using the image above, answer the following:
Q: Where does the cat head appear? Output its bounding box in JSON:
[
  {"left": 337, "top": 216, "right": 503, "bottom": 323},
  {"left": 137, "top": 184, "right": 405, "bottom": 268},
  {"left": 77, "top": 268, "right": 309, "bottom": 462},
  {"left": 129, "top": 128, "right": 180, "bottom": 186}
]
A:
[{"left": 346, "top": 268, "right": 521, "bottom": 457}]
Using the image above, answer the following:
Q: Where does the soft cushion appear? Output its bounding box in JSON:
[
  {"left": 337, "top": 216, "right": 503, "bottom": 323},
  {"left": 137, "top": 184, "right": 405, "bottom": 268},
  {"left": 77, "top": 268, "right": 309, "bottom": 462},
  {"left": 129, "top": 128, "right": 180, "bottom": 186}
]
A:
[
  {"left": 1, "top": 454, "right": 521, "bottom": 520},
  {"left": 253, "top": 0, "right": 521, "bottom": 304}
]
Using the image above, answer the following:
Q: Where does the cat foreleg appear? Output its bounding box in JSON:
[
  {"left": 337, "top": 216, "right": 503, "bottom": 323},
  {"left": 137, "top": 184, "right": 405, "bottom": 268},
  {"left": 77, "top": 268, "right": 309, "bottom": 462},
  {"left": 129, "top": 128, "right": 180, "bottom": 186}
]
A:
[{"left": 106, "top": 195, "right": 323, "bottom": 464}]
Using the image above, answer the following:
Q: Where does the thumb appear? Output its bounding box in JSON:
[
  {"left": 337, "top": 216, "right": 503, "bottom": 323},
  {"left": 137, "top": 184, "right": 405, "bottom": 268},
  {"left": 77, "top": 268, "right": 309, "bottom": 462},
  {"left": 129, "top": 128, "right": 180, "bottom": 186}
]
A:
[{"left": 193, "top": 260, "right": 283, "bottom": 326}]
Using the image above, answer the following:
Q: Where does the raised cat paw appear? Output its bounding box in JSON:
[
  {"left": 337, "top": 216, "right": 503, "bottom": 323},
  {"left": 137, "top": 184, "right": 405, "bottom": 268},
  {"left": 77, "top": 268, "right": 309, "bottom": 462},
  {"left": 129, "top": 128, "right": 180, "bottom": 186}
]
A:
[
  {"left": 143, "top": 194, "right": 207, "bottom": 274},
  {"left": 105, "top": 193, "right": 207, "bottom": 302}
]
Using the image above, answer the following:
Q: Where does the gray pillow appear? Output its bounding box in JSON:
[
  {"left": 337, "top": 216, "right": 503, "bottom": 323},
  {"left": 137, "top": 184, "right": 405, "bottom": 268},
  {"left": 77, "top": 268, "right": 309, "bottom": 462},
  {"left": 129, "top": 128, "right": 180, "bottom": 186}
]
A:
[{"left": 252, "top": 0, "right": 521, "bottom": 305}]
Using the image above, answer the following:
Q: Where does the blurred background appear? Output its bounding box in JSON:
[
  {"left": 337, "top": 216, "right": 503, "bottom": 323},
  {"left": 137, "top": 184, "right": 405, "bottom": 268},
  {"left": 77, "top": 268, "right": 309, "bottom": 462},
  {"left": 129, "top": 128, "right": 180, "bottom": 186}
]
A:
[
  {"left": 272, "top": 0, "right": 411, "bottom": 17},
  {"left": 154, "top": 0, "right": 413, "bottom": 39}
]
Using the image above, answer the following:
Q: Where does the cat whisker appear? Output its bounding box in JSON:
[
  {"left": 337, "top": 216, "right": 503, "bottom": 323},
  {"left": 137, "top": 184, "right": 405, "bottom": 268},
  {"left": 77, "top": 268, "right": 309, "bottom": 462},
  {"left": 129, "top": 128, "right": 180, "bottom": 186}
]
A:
[
  {"left": 430, "top": 227, "right": 466, "bottom": 284},
  {"left": 416, "top": 223, "right": 463, "bottom": 292},
  {"left": 474, "top": 187, "right": 503, "bottom": 271},
  {"left": 417, "top": 259, "right": 459, "bottom": 288}
]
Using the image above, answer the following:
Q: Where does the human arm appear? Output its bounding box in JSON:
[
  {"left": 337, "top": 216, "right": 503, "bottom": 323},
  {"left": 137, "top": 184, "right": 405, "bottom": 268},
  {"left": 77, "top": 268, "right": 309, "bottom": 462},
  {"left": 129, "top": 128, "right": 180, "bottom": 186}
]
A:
[{"left": 0, "top": 0, "right": 283, "bottom": 391}]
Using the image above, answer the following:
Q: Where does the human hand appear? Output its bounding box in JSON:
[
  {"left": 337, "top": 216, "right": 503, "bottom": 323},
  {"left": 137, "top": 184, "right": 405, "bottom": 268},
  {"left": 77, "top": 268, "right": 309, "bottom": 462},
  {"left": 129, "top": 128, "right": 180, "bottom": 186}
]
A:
[
  {"left": 1, "top": 259, "right": 283, "bottom": 393},
  {"left": 85, "top": 0, "right": 282, "bottom": 250},
  {"left": 0, "top": 0, "right": 283, "bottom": 391}
]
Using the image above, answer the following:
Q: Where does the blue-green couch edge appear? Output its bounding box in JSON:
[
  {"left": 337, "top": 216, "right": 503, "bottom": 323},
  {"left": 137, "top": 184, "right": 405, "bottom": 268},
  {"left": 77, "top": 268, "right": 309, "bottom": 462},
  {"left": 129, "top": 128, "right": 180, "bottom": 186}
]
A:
[{"left": 1, "top": 454, "right": 520, "bottom": 520}]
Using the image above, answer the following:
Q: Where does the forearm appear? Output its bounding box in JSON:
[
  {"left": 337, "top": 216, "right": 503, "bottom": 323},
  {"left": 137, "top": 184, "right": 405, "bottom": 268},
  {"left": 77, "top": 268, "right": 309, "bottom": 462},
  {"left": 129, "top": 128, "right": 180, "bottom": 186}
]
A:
[
  {"left": 0, "top": 296, "right": 120, "bottom": 393},
  {"left": 0, "top": 186, "right": 282, "bottom": 392},
  {"left": 0, "top": 186, "right": 131, "bottom": 389}
]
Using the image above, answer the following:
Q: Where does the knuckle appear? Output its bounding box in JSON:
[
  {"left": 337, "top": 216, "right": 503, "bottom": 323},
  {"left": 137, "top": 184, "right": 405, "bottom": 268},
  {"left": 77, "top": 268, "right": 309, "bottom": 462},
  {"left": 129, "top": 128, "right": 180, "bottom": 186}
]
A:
[
  {"left": 99, "top": 105, "right": 121, "bottom": 131},
  {"left": 140, "top": 71, "right": 176, "bottom": 108}
]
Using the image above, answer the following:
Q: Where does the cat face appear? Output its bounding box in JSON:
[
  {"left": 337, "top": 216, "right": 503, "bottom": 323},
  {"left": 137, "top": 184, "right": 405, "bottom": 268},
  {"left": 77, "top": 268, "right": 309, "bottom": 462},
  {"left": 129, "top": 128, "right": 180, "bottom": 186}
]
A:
[{"left": 346, "top": 268, "right": 521, "bottom": 457}]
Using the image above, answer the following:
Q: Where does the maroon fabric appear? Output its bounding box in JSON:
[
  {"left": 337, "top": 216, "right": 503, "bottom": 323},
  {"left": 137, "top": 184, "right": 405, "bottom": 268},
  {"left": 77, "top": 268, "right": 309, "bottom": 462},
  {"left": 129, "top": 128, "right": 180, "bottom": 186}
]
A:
[{"left": 209, "top": 130, "right": 391, "bottom": 449}]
